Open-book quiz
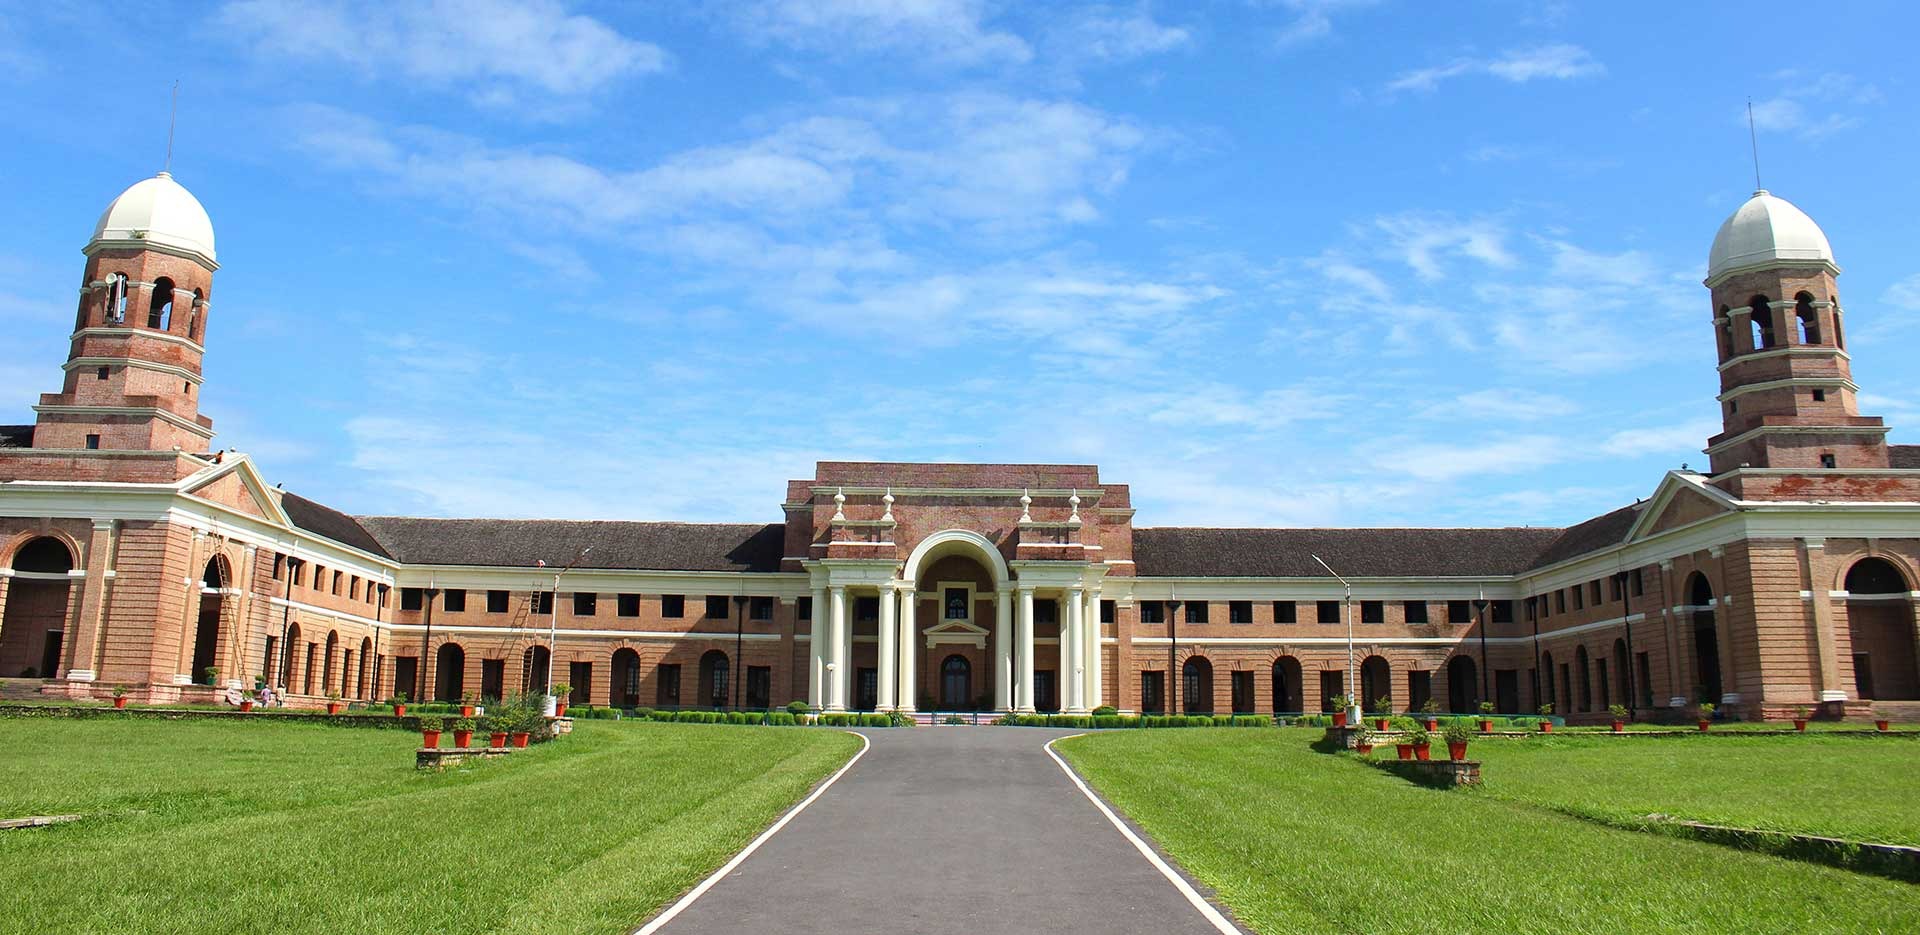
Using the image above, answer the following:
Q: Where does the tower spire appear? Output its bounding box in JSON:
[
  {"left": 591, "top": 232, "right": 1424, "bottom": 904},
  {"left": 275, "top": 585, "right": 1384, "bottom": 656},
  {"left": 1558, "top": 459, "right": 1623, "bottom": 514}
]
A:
[
  {"left": 164, "top": 80, "right": 178, "bottom": 173},
  {"left": 1746, "top": 98, "right": 1762, "bottom": 191}
]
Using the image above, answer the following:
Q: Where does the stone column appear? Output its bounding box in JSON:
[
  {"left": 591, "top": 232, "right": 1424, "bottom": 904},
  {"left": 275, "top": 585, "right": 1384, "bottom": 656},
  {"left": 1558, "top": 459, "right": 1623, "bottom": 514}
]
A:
[
  {"left": 995, "top": 589, "right": 1013, "bottom": 711},
  {"left": 63, "top": 520, "right": 117, "bottom": 682},
  {"left": 1065, "top": 587, "right": 1086, "bottom": 712},
  {"left": 809, "top": 584, "right": 827, "bottom": 710},
  {"left": 1658, "top": 561, "right": 1686, "bottom": 708},
  {"left": 897, "top": 586, "right": 917, "bottom": 713},
  {"left": 1801, "top": 538, "right": 1847, "bottom": 702},
  {"left": 1085, "top": 589, "right": 1102, "bottom": 709},
  {"left": 877, "top": 585, "right": 897, "bottom": 712},
  {"left": 827, "top": 585, "right": 848, "bottom": 711},
  {"left": 1707, "top": 547, "right": 1739, "bottom": 707},
  {"left": 1017, "top": 587, "right": 1036, "bottom": 712}
]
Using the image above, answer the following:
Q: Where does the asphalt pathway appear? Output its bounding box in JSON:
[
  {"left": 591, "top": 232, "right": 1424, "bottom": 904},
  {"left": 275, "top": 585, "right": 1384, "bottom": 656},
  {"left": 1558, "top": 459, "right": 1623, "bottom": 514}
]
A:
[{"left": 650, "top": 727, "right": 1237, "bottom": 934}]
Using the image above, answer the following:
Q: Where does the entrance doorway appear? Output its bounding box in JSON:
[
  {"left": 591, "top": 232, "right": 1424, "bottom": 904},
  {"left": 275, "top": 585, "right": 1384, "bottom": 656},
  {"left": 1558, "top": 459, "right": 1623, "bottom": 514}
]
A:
[{"left": 940, "top": 654, "right": 971, "bottom": 709}]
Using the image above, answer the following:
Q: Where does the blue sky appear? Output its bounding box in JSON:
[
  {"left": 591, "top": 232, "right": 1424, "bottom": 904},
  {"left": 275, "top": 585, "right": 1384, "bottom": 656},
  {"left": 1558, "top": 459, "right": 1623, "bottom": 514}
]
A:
[{"left": 2, "top": 1, "right": 1916, "bottom": 528}]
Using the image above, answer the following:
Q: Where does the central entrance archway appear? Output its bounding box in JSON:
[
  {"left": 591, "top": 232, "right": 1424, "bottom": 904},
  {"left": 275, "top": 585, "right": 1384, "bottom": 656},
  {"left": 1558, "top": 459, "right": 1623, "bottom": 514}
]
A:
[
  {"left": 903, "top": 529, "right": 1010, "bottom": 712},
  {"left": 940, "top": 654, "right": 972, "bottom": 708}
]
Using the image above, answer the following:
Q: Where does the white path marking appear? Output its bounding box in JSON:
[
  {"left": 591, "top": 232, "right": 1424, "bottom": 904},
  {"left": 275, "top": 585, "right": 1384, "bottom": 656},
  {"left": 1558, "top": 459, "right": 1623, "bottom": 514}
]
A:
[
  {"left": 1044, "top": 735, "right": 1243, "bottom": 935},
  {"left": 633, "top": 731, "right": 872, "bottom": 935}
]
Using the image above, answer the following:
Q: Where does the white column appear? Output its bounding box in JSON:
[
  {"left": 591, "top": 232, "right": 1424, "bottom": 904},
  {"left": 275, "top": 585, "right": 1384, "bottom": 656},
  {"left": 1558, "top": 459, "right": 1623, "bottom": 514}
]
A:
[
  {"left": 809, "top": 585, "right": 826, "bottom": 710},
  {"left": 827, "top": 586, "right": 848, "bottom": 711},
  {"left": 897, "top": 587, "right": 917, "bottom": 712},
  {"left": 1066, "top": 587, "right": 1086, "bottom": 712},
  {"left": 995, "top": 589, "right": 1013, "bottom": 711},
  {"left": 1085, "top": 589, "right": 1102, "bottom": 710},
  {"left": 1017, "top": 587, "right": 1036, "bottom": 712},
  {"left": 877, "top": 586, "right": 897, "bottom": 712}
]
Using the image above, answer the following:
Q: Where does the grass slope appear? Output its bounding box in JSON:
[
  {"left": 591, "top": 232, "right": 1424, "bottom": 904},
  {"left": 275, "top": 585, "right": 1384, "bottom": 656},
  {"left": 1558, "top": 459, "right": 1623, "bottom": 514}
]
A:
[
  {"left": 0, "top": 718, "right": 859, "bottom": 934},
  {"left": 1057, "top": 728, "right": 1920, "bottom": 935}
]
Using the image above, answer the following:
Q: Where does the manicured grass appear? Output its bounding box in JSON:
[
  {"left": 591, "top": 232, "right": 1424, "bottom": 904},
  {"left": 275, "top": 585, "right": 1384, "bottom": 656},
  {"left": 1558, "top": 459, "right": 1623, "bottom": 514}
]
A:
[
  {"left": 1469, "top": 732, "right": 1920, "bottom": 845},
  {"left": 0, "top": 717, "right": 860, "bottom": 934},
  {"left": 1057, "top": 728, "right": 1920, "bottom": 934}
]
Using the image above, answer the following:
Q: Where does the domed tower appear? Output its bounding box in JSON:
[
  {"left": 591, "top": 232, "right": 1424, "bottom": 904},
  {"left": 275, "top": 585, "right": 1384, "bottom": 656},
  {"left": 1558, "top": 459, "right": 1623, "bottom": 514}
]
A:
[
  {"left": 1702, "top": 190, "right": 1888, "bottom": 477},
  {"left": 31, "top": 172, "right": 218, "bottom": 453}
]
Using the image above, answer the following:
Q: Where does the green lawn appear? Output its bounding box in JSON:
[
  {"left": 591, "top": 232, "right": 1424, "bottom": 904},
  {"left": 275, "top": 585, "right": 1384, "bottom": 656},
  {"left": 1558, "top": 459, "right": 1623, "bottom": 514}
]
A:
[
  {"left": 0, "top": 717, "right": 859, "bottom": 934},
  {"left": 1057, "top": 728, "right": 1920, "bottom": 935},
  {"left": 1470, "top": 732, "right": 1920, "bottom": 845}
]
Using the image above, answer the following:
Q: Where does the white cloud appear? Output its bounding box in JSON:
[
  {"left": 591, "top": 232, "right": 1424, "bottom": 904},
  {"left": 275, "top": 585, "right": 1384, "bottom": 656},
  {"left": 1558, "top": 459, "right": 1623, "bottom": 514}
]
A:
[
  {"left": 1048, "top": 6, "right": 1191, "bottom": 63},
  {"left": 1385, "top": 43, "right": 1603, "bottom": 95},
  {"left": 1371, "top": 435, "right": 1563, "bottom": 483},
  {"left": 1271, "top": 0, "right": 1376, "bottom": 50},
  {"left": 1371, "top": 213, "right": 1514, "bottom": 280},
  {"left": 1426, "top": 389, "right": 1579, "bottom": 422},
  {"left": 1745, "top": 71, "right": 1877, "bottom": 139},
  {"left": 1884, "top": 274, "right": 1920, "bottom": 311},
  {"left": 215, "top": 0, "right": 664, "bottom": 106},
  {"left": 1599, "top": 420, "right": 1718, "bottom": 458},
  {"left": 730, "top": 0, "right": 1031, "bottom": 66}
]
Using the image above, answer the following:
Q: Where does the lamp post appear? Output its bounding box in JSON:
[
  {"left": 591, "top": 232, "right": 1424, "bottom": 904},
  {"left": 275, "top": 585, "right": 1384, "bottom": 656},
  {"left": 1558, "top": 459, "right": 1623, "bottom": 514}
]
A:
[
  {"left": 276, "top": 555, "right": 302, "bottom": 690},
  {"left": 541, "top": 547, "right": 593, "bottom": 703},
  {"left": 1312, "top": 555, "right": 1356, "bottom": 721},
  {"left": 733, "top": 595, "right": 748, "bottom": 710},
  {"left": 1166, "top": 596, "right": 1182, "bottom": 716},
  {"left": 1618, "top": 570, "right": 1637, "bottom": 720}
]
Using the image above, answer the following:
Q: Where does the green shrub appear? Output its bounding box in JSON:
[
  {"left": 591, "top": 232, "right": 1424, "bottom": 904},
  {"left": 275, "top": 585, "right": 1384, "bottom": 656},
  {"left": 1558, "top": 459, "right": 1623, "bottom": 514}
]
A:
[
  {"left": 1212, "top": 714, "right": 1234, "bottom": 726},
  {"left": 1091, "top": 705, "right": 1118, "bottom": 716},
  {"left": 944, "top": 714, "right": 968, "bottom": 725},
  {"left": 786, "top": 700, "right": 811, "bottom": 715},
  {"left": 725, "top": 711, "right": 746, "bottom": 725},
  {"left": 1231, "top": 715, "right": 1268, "bottom": 727},
  {"left": 417, "top": 716, "right": 444, "bottom": 732},
  {"left": 770, "top": 712, "right": 796, "bottom": 726}
]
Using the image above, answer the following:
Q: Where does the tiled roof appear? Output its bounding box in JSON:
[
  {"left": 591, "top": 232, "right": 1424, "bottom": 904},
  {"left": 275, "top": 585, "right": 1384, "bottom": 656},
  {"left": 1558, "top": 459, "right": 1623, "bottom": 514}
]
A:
[
  {"left": 1526, "top": 503, "right": 1642, "bottom": 570},
  {"left": 281, "top": 492, "right": 392, "bottom": 559},
  {"left": 1132, "top": 526, "right": 1568, "bottom": 578},
  {"left": 1891, "top": 445, "right": 1920, "bottom": 470},
  {"left": 355, "top": 517, "right": 787, "bottom": 573},
  {"left": 0, "top": 424, "right": 33, "bottom": 448}
]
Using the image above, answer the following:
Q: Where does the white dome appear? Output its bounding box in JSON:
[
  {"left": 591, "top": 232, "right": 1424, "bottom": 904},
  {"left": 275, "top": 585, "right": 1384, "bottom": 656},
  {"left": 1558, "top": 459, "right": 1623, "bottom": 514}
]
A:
[
  {"left": 88, "top": 172, "right": 217, "bottom": 267},
  {"left": 1705, "top": 190, "right": 1832, "bottom": 284}
]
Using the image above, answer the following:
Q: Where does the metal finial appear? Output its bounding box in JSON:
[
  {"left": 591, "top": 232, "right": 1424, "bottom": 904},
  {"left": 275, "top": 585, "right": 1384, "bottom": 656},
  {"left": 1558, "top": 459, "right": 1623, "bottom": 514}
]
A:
[
  {"left": 165, "top": 80, "right": 179, "bottom": 173},
  {"left": 1746, "top": 98, "right": 1762, "bottom": 192}
]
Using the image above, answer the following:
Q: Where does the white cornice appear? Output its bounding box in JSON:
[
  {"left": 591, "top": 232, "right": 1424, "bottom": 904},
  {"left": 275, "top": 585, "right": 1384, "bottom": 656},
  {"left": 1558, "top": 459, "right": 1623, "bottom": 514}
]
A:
[
  {"left": 64, "top": 357, "right": 204, "bottom": 384},
  {"left": 1704, "top": 422, "right": 1889, "bottom": 455},
  {"left": 31, "top": 404, "right": 213, "bottom": 438},
  {"left": 1716, "top": 376, "right": 1855, "bottom": 402},
  {"left": 70, "top": 326, "right": 206, "bottom": 355},
  {"left": 1717, "top": 345, "right": 1850, "bottom": 372}
]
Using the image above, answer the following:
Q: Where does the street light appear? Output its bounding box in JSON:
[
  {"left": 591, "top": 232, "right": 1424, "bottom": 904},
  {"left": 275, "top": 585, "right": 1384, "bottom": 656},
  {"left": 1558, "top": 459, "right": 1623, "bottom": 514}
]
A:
[
  {"left": 1311, "top": 554, "right": 1357, "bottom": 722},
  {"left": 541, "top": 546, "right": 593, "bottom": 705}
]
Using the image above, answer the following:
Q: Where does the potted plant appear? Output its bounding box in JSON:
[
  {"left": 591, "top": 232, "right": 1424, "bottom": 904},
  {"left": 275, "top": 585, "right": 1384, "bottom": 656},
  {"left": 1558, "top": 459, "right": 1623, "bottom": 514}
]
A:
[
  {"left": 1537, "top": 702, "right": 1554, "bottom": 732},
  {"left": 1792, "top": 705, "right": 1810, "bottom": 732},
  {"left": 204, "top": 665, "right": 220, "bottom": 686},
  {"left": 1477, "top": 700, "right": 1496, "bottom": 733},
  {"left": 240, "top": 689, "right": 256, "bottom": 713},
  {"left": 1442, "top": 721, "right": 1474, "bottom": 761},
  {"left": 111, "top": 684, "right": 130, "bottom": 709},
  {"left": 1696, "top": 702, "right": 1715, "bottom": 731},
  {"left": 487, "top": 717, "right": 510, "bottom": 748},
  {"left": 419, "top": 716, "right": 444, "bottom": 749},
  {"left": 1420, "top": 698, "right": 1441, "bottom": 731},
  {"left": 1371, "top": 696, "right": 1392, "bottom": 730},
  {"left": 326, "top": 691, "right": 344, "bottom": 716},
  {"left": 1875, "top": 710, "right": 1891, "bottom": 732},
  {"left": 460, "top": 691, "right": 478, "bottom": 719},
  {"left": 1608, "top": 703, "right": 1628, "bottom": 733},
  {"left": 551, "top": 683, "right": 572, "bottom": 718},
  {"left": 1329, "top": 695, "right": 1353, "bottom": 728},
  {"left": 1407, "top": 725, "right": 1432, "bottom": 761},
  {"left": 1352, "top": 726, "right": 1374, "bottom": 755},
  {"left": 451, "top": 716, "right": 476, "bottom": 748},
  {"left": 390, "top": 692, "right": 408, "bottom": 718}
]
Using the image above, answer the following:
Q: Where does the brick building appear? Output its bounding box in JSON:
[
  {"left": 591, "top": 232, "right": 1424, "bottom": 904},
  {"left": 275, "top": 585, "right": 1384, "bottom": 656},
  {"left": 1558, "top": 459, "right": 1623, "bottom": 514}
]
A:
[{"left": 2, "top": 173, "right": 1917, "bottom": 722}]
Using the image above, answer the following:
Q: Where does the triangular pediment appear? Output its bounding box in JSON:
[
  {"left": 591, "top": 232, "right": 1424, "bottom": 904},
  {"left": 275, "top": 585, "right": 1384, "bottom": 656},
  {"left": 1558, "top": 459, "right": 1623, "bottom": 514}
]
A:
[
  {"left": 1626, "top": 472, "right": 1737, "bottom": 542},
  {"left": 179, "top": 455, "right": 291, "bottom": 527},
  {"left": 922, "top": 619, "right": 990, "bottom": 636}
]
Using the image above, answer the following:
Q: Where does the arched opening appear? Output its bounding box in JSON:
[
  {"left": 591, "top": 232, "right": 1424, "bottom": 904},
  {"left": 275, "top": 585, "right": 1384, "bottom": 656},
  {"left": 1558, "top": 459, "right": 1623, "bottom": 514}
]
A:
[
  {"left": 0, "top": 537, "right": 75, "bottom": 678},
  {"left": 282, "top": 622, "right": 302, "bottom": 689},
  {"left": 189, "top": 288, "right": 205, "bottom": 340},
  {"left": 940, "top": 654, "right": 972, "bottom": 709},
  {"left": 1795, "top": 292, "right": 1821, "bottom": 345},
  {"left": 1844, "top": 558, "right": 1919, "bottom": 700},
  {"left": 1446, "top": 655, "right": 1477, "bottom": 713},
  {"left": 1575, "top": 646, "right": 1592, "bottom": 712},
  {"left": 357, "top": 637, "right": 372, "bottom": 699},
  {"left": 434, "top": 643, "right": 465, "bottom": 702},
  {"left": 522, "top": 644, "right": 551, "bottom": 696},
  {"left": 611, "top": 648, "right": 641, "bottom": 707},
  {"left": 699, "top": 649, "right": 730, "bottom": 709},
  {"left": 1541, "top": 650, "right": 1556, "bottom": 712},
  {"left": 1687, "top": 573, "right": 1722, "bottom": 703},
  {"left": 1271, "top": 656, "right": 1303, "bottom": 714},
  {"left": 190, "top": 557, "right": 226, "bottom": 685},
  {"left": 323, "top": 631, "right": 340, "bottom": 695},
  {"left": 1833, "top": 304, "right": 1846, "bottom": 349},
  {"left": 147, "top": 277, "right": 174, "bottom": 330},
  {"left": 1715, "top": 305, "right": 1733, "bottom": 359},
  {"left": 105, "top": 273, "right": 128, "bottom": 323},
  {"left": 1182, "top": 656, "right": 1213, "bottom": 715},
  {"left": 1360, "top": 655, "right": 1391, "bottom": 712},
  {"left": 1748, "top": 295, "right": 1775, "bottom": 350}
]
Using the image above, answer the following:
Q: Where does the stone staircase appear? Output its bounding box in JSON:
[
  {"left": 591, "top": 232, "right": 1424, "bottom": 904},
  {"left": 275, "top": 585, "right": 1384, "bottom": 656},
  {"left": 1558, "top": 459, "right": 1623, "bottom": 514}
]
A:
[
  {"left": 1866, "top": 700, "right": 1920, "bottom": 723},
  {"left": 0, "top": 678, "right": 50, "bottom": 701}
]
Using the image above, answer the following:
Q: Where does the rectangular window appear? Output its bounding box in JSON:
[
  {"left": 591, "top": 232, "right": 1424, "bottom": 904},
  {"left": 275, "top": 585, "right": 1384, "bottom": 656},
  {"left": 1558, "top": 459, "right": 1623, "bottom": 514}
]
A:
[
  {"left": 392, "top": 656, "right": 418, "bottom": 700},
  {"left": 442, "top": 588, "right": 466, "bottom": 612},
  {"left": 272, "top": 554, "right": 285, "bottom": 580},
  {"left": 662, "top": 595, "right": 685, "bottom": 618},
  {"left": 1590, "top": 581, "right": 1602, "bottom": 604},
  {"left": 796, "top": 596, "right": 812, "bottom": 622},
  {"left": 349, "top": 576, "right": 361, "bottom": 601},
  {"left": 1139, "top": 600, "right": 1165, "bottom": 624},
  {"left": 531, "top": 591, "right": 553, "bottom": 615},
  {"left": 1318, "top": 671, "right": 1345, "bottom": 712},
  {"left": 1492, "top": 600, "right": 1514, "bottom": 624},
  {"left": 1140, "top": 671, "right": 1165, "bottom": 714},
  {"left": 944, "top": 588, "right": 969, "bottom": 620},
  {"left": 1635, "top": 652, "right": 1653, "bottom": 708},
  {"left": 616, "top": 593, "right": 640, "bottom": 617},
  {"left": 1608, "top": 576, "right": 1622, "bottom": 601},
  {"left": 1630, "top": 569, "right": 1644, "bottom": 597},
  {"left": 1228, "top": 600, "right": 1253, "bottom": 624},
  {"left": 1812, "top": 388, "right": 1826, "bottom": 402},
  {"left": 312, "top": 565, "right": 325, "bottom": 590},
  {"left": 1360, "top": 600, "right": 1384, "bottom": 624},
  {"left": 481, "top": 658, "right": 505, "bottom": 701},
  {"left": 855, "top": 596, "right": 879, "bottom": 622},
  {"left": 1231, "top": 670, "right": 1254, "bottom": 714},
  {"left": 705, "top": 595, "right": 730, "bottom": 619},
  {"left": 569, "top": 662, "right": 592, "bottom": 704},
  {"left": 1447, "top": 600, "right": 1471, "bottom": 624},
  {"left": 399, "top": 587, "right": 423, "bottom": 611},
  {"left": 487, "top": 589, "right": 509, "bottom": 613},
  {"left": 657, "top": 664, "right": 681, "bottom": 706},
  {"left": 333, "top": 571, "right": 344, "bottom": 595},
  {"left": 96, "top": 366, "right": 109, "bottom": 380},
  {"left": 574, "top": 592, "right": 597, "bottom": 616},
  {"left": 749, "top": 596, "right": 774, "bottom": 620},
  {"left": 1100, "top": 600, "right": 1116, "bottom": 624},
  {"left": 746, "top": 666, "right": 771, "bottom": 709},
  {"left": 1554, "top": 590, "right": 1566, "bottom": 613},
  {"left": 1035, "top": 599, "right": 1059, "bottom": 625},
  {"left": 1572, "top": 586, "right": 1584, "bottom": 610},
  {"left": 1317, "top": 600, "right": 1340, "bottom": 624},
  {"left": 1274, "top": 600, "right": 1296, "bottom": 624},
  {"left": 84, "top": 434, "right": 100, "bottom": 450},
  {"left": 1407, "top": 670, "right": 1432, "bottom": 712},
  {"left": 1820, "top": 453, "right": 1837, "bottom": 468},
  {"left": 1404, "top": 600, "right": 1428, "bottom": 624},
  {"left": 1184, "top": 601, "right": 1208, "bottom": 624}
]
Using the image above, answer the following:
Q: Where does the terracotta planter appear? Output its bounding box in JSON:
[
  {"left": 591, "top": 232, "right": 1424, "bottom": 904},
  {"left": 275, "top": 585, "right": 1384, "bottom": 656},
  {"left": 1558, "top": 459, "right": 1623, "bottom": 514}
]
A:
[
  {"left": 421, "top": 729, "right": 441, "bottom": 749},
  {"left": 1332, "top": 712, "right": 1348, "bottom": 728},
  {"left": 1447, "top": 741, "right": 1468, "bottom": 761},
  {"left": 1478, "top": 719, "right": 1493, "bottom": 733},
  {"left": 1395, "top": 743, "right": 1414, "bottom": 760},
  {"left": 112, "top": 697, "right": 128, "bottom": 709},
  {"left": 327, "top": 703, "right": 343, "bottom": 715},
  {"left": 1423, "top": 718, "right": 1439, "bottom": 731},
  {"left": 1374, "top": 718, "right": 1389, "bottom": 730},
  {"left": 1413, "top": 743, "right": 1431, "bottom": 761},
  {"left": 1877, "top": 720, "right": 1891, "bottom": 732},
  {"left": 453, "top": 730, "right": 473, "bottom": 748},
  {"left": 1354, "top": 742, "right": 1373, "bottom": 755},
  {"left": 489, "top": 732, "right": 508, "bottom": 749},
  {"left": 1794, "top": 719, "right": 1808, "bottom": 732},
  {"left": 511, "top": 732, "right": 530, "bottom": 749},
  {"left": 240, "top": 700, "right": 255, "bottom": 712},
  {"left": 1698, "top": 720, "right": 1711, "bottom": 731},
  {"left": 393, "top": 705, "right": 407, "bottom": 717},
  {"left": 460, "top": 705, "right": 476, "bottom": 718},
  {"left": 1539, "top": 721, "right": 1552, "bottom": 733},
  {"left": 1611, "top": 721, "right": 1624, "bottom": 733},
  {"left": 556, "top": 703, "right": 569, "bottom": 718}
]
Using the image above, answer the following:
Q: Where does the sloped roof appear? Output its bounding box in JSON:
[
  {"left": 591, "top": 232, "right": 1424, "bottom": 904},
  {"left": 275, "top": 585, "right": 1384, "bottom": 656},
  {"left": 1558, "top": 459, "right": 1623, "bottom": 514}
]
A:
[
  {"left": 1891, "top": 445, "right": 1920, "bottom": 470},
  {"left": 355, "top": 517, "right": 786, "bottom": 572},
  {"left": 1526, "top": 503, "right": 1641, "bottom": 569},
  {"left": 1132, "top": 526, "right": 1567, "bottom": 578},
  {"left": 281, "top": 492, "right": 392, "bottom": 559},
  {"left": 0, "top": 425, "right": 32, "bottom": 448}
]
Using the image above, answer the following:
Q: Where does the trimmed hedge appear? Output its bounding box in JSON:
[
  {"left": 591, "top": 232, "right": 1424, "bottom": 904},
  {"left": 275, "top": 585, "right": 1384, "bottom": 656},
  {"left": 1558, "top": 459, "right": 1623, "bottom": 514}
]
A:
[{"left": 996, "top": 712, "right": 1274, "bottom": 729}]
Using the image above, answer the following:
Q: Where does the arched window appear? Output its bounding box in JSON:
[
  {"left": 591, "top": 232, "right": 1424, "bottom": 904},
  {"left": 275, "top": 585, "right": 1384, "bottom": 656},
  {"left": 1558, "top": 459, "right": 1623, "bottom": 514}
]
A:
[
  {"left": 9, "top": 536, "right": 75, "bottom": 573},
  {"left": 1748, "top": 296, "right": 1775, "bottom": 350},
  {"left": 1794, "top": 292, "right": 1820, "bottom": 345},
  {"left": 1272, "top": 656, "right": 1303, "bottom": 714},
  {"left": 148, "top": 277, "right": 174, "bottom": 330},
  {"left": 1446, "top": 655, "right": 1477, "bottom": 713},
  {"left": 699, "top": 650, "right": 730, "bottom": 709},
  {"left": 189, "top": 289, "right": 204, "bottom": 339},
  {"left": 940, "top": 654, "right": 971, "bottom": 709},
  {"left": 105, "top": 273, "right": 129, "bottom": 323},
  {"left": 611, "top": 648, "right": 641, "bottom": 707},
  {"left": 1182, "top": 656, "right": 1213, "bottom": 715},
  {"left": 1846, "top": 557, "right": 1908, "bottom": 595}
]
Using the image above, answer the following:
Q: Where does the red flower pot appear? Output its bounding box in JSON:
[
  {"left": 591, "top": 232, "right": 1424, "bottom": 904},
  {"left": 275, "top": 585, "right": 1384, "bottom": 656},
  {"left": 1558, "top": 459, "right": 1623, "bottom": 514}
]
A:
[
  {"left": 1374, "top": 718, "right": 1389, "bottom": 730},
  {"left": 556, "top": 703, "right": 569, "bottom": 718},
  {"left": 393, "top": 705, "right": 407, "bottom": 717},
  {"left": 461, "top": 705, "right": 476, "bottom": 718},
  {"left": 1395, "top": 743, "right": 1414, "bottom": 760},
  {"left": 1539, "top": 721, "right": 1552, "bottom": 733},
  {"left": 1447, "top": 741, "right": 1469, "bottom": 761},
  {"left": 511, "top": 732, "right": 530, "bottom": 748},
  {"left": 489, "top": 732, "right": 508, "bottom": 749},
  {"left": 453, "top": 730, "right": 473, "bottom": 748},
  {"left": 113, "top": 697, "right": 128, "bottom": 709},
  {"left": 1611, "top": 721, "right": 1624, "bottom": 733},
  {"left": 1423, "top": 718, "right": 1438, "bottom": 731},
  {"left": 1413, "top": 743, "right": 1431, "bottom": 761},
  {"left": 1697, "top": 720, "right": 1711, "bottom": 732},
  {"left": 1478, "top": 719, "right": 1493, "bottom": 733},
  {"left": 240, "top": 700, "right": 255, "bottom": 712},
  {"left": 1332, "top": 712, "right": 1348, "bottom": 728},
  {"left": 1794, "top": 719, "right": 1808, "bottom": 732},
  {"left": 421, "top": 730, "right": 441, "bottom": 749},
  {"left": 327, "top": 703, "right": 343, "bottom": 715},
  {"left": 1877, "top": 720, "right": 1891, "bottom": 732},
  {"left": 1354, "top": 742, "right": 1373, "bottom": 755}
]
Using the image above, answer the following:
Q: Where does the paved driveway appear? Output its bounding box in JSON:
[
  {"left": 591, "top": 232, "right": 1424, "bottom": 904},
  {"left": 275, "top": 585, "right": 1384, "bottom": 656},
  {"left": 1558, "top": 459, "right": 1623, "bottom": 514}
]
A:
[{"left": 649, "top": 727, "right": 1237, "bottom": 934}]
